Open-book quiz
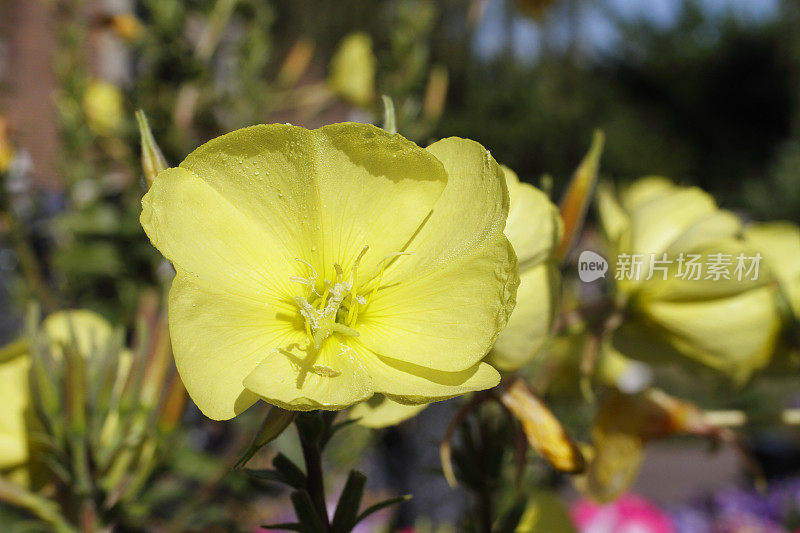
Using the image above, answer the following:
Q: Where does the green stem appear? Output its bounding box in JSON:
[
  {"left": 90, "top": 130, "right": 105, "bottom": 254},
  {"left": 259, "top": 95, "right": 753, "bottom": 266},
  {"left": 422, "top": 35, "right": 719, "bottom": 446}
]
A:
[{"left": 298, "top": 418, "right": 330, "bottom": 532}]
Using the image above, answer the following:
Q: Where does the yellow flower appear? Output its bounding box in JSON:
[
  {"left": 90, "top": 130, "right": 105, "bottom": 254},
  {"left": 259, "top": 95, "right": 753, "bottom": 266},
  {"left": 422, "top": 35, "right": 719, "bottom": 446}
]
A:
[
  {"left": 141, "top": 123, "right": 518, "bottom": 420},
  {"left": 0, "top": 343, "right": 30, "bottom": 473},
  {"left": 598, "top": 177, "right": 782, "bottom": 382},
  {"left": 350, "top": 166, "right": 562, "bottom": 428},
  {"left": 83, "top": 81, "right": 124, "bottom": 136},
  {"left": 0, "top": 311, "right": 118, "bottom": 480},
  {"left": 743, "top": 221, "right": 800, "bottom": 320},
  {"left": 329, "top": 33, "right": 376, "bottom": 108}
]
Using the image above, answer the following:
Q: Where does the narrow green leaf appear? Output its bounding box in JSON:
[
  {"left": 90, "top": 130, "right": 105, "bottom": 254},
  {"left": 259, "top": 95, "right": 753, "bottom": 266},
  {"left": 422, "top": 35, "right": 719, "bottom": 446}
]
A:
[
  {"left": 331, "top": 470, "right": 367, "bottom": 532},
  {"left": 272, "top": 453, "right": 308, "bottom": 490},
  {"left": 355, "top": 495, "right": 411, "bottom": 526},
  {"left": 290, "top": 490, "right": 326, "bottom": 532},
  {"left": 235, "top": 407, "right": 296, "bottom": 468}
]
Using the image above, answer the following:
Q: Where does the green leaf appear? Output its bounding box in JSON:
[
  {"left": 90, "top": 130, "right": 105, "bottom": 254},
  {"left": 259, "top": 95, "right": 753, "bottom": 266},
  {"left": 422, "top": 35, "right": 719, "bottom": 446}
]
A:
[
  {"left": 272, "top": 453, "right": 308, "bottom": 490},
  {"left": 290, "top": 490, "right": 326, "bottom": 532},
  {"left": 355, "top": 495, "right": 411, "bottom": 526},
  {"left": 331, "top": 470, "right": 367, "bottom": 532},
  {"left": 235, "top": 407, "right": 296, "bottom": 468}
]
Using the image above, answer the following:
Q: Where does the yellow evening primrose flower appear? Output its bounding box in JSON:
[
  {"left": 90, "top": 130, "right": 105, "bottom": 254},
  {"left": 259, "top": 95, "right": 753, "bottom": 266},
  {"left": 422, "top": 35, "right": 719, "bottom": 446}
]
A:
[
  {"left": 597, "top": 177, "right": 782, "bottom": 383},
  {"left": 140, "top": 122, "right": 518, "bottom": 420},
  {"left": 351, "top": 165, "right": 562, "bottom": 428},
  {"left": 329, "top": 33, "right": 376, "bottom": 108}
]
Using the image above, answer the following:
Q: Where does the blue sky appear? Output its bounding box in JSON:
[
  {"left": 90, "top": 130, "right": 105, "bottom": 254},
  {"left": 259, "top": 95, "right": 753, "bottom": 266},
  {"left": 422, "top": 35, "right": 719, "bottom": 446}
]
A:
[{"left": 474, "top": 0, "right": 782, "bottom": 62}]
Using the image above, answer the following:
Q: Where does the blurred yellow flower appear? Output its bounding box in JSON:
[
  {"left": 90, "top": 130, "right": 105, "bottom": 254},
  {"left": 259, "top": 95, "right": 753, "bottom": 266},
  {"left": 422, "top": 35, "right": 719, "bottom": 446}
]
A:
[
  {"left": 83, "top": 81, "right": 124, "bottom": 136},
  {"left": 329, "top": 33, "right": 376, "bottom": 107},
  {"left": 0, "top": 310, "right": 118, "bottom": 481},
  {"left": 744, "top": 221, "right": 800, "bottom": 320},
  {"left": 141, "top": 123, "right": 518, "bottom": 420},
  {"left": 598, "top": 177, "right": 782, "bottom": 382},
  {"left": 0, "top": 343, "right": 31, "bottom": 473}
]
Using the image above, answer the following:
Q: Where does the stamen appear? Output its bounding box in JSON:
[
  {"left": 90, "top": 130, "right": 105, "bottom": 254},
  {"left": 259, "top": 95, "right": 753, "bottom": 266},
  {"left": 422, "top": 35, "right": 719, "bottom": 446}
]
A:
[{"left": 291, "top": 247, "right": 408, "bottom": 355}]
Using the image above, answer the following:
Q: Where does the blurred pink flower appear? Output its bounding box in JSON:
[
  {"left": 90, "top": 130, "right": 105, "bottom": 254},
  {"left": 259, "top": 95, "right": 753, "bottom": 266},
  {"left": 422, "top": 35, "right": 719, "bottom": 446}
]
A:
[{"left": 571, "top": 494, "right": 675, "bottom": 533}]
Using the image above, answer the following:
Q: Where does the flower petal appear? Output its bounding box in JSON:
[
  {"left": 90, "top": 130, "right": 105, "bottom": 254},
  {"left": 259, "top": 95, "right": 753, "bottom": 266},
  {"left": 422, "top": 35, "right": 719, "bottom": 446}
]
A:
[
  {"left": 503, "top": 166, "right": 563, "bottom": 267},
  {"left": 243, "top": 337, "right": 374, "bottom": 411},
  {"left": 637, "top": 284, "right": 781, "bottom": 383},
  {"left": 168, "top": 273, "right": 303, "bottom": 420},
  {"left": 350, "top": 395, "right": 427, "bottom": 428},
  {"left": 486, "top": 262, "right": 559, "bottom": 372},
  {"left": 628, "top": 186, "right": 718, "bottom": 255},
  {"left": 176, "top": 122, "right": 448, "bottom": 281},
  {"left": 347, "top": 338, "right": 500, "bottom": 402},
  {"left": 357, "top": 137, "right": 518, "bottom": 371},
  {"left": 142, "top": 166, "right": 298, "bottom": 301},
  {"left": 358, "top": 235, "right": 518, "bottom": 371}
]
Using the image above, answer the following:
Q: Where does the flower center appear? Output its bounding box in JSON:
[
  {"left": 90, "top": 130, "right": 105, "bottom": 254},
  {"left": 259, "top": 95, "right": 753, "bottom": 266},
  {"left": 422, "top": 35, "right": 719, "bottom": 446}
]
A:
[
  {"left": 290, "top": 246, "right": 411, "bottom": 354},
  {"left": 291, "top": 247, "right": 370, "bottom": 352}
]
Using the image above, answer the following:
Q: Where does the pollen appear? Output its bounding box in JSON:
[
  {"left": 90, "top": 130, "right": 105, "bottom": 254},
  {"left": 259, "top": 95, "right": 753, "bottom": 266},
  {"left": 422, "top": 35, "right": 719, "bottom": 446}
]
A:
[{"left": 290, "top": 247, "right": 412, "bottom": 353}]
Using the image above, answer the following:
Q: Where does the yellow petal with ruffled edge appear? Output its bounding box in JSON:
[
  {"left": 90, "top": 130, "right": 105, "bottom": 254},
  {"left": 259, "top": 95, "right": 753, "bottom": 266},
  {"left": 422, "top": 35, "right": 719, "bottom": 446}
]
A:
[
  {"left": 485, "top": 166, "right": 562, "bottom": 372},
  {"left": 487, "top": 263, "right": 559, "bottom": 372}
]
